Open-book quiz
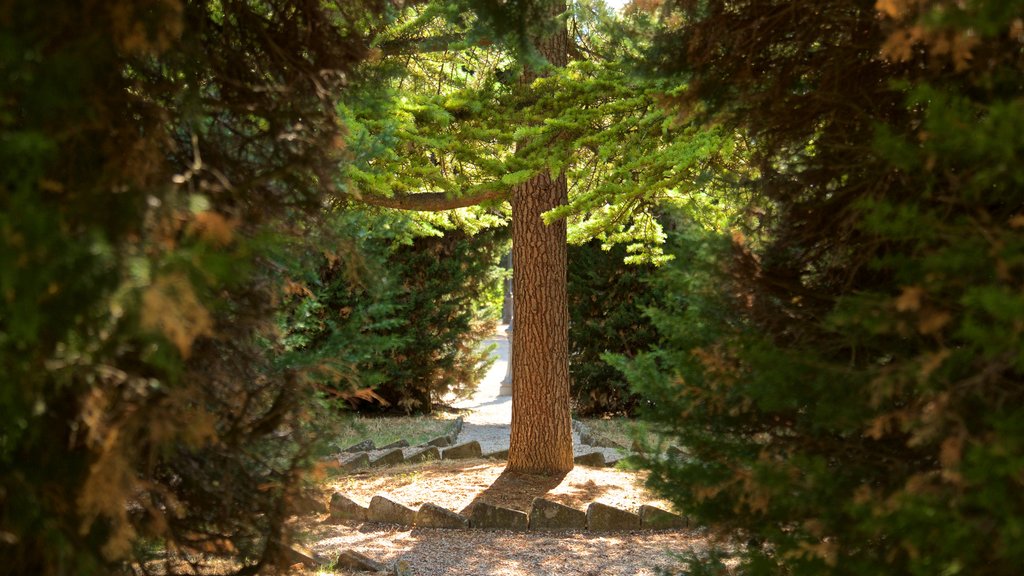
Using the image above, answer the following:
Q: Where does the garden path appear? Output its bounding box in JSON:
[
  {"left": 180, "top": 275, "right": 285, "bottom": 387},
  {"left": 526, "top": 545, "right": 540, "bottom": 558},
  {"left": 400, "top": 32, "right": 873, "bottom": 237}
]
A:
[{"left": 449, "top": 325, "right": 622, "bottom": 461}]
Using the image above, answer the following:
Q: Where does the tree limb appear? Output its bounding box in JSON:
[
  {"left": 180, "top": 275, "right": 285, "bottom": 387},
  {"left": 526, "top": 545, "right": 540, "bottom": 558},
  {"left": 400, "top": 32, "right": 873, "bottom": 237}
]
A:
[
  {"left": 378, "top": 33, "right": 495, "bottom": 56},
  {"left": 348, "top": 188, "right": 508, "bottom": 211}
]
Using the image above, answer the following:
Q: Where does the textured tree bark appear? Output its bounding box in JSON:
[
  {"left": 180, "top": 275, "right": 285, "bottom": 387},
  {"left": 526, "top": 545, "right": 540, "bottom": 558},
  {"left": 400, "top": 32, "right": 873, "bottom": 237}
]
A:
[{"left": 507, "top": 0, "right": 573, "bottom": 475}]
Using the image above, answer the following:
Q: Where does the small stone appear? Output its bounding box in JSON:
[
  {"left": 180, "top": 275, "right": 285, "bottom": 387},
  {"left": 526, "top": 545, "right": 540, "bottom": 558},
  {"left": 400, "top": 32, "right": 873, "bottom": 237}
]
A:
[
  {"left": 414, "top": 503, "right": 469, "bottom": 529},
  {"left": 441, "top": 441, "right": 482, "bottom": 460},
  {"left": 484, "top": 449, "right": 508, "bottom": 460},
  {"left": 574, "top": 452, "right": 605, "bottom": 467},
  {"left": 339, "top": 452, "right": 370, "bottom": 473},
  {"left": 529, "top": 498, "right": 586, "bottom": 531},
  {"left": 469, "top": 502, "right": 528, "bottom": 531},
  {"left": 367, "top": 496, "right": 416, "bottom": 526},
  {"left": 329, "top": 493, "right": 367, "bottom": 523},
  {"left": 587, "top": 502, "right": 640, "bottom": 531},
  {"left": 334, "top": 549, "right": 387, "bottom": 572},
  {"left": 371, "top": 448, "right": 405, "bottom": 468},
  {"left": 404, "top": 446, "right": 440, "bottom": 464},
  {"left": 343, "top": 439, "right": 375, "bottom": 453},
  {"left": 283, "top": 543, "right": 326, "bottom": 567},
  {"left": 379, "top": 439, "right": 410, "bottom": 450},
  {"left": 426, "top": 435, "right": 451, "bottom": 448},
  {"left": 393, "top": 559, "right": 413, "bottom": 576},
  {"left": 639, "top": 505, "right": 687, "bottom": 529}
]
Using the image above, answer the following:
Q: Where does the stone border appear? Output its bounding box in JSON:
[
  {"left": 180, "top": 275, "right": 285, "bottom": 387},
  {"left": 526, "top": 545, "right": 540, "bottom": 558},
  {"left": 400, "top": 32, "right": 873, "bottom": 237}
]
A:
[
  {"left": 335, "top": 416, "right": 469, "bottom": 472},
  {"left": 328, "top": 493, "right": 688, "bottom": 533}
]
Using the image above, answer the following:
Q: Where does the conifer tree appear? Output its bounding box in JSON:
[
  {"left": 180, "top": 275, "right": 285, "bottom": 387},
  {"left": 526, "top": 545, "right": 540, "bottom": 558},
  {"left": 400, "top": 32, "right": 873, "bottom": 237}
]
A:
[
  {"left": 622, "top": 1, "right": 1024, "bottom": 574},
  {"left": 345, "top": 0, "right": 728, "bottom": 474}
]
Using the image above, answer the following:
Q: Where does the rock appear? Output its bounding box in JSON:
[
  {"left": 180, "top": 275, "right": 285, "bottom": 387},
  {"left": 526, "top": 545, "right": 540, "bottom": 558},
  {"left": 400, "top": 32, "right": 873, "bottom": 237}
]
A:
[
  {"left": 329, "top": 493, "right": 367, "bottom": 523},
  {"left": 573, "top": 452, "right": 605, "bottom": 467},
  {"left": 371, "top": 448, "right": 405, "bottom": 468},
  {"left": 393, "top": 559, "right": 413, "bottom": 576},
  {"left": 404, "top": 446, "right": 440, "bottom": 464},
  {"left": 484, "top": 449, "right": 508, "bottom": 460},
  {"left": 441, "top": 441, "right": 482, "bottom": 460},
  {"left": 638, "top": 505, "right": 687, "bottom": 529},
  {"left": 334, "top": 549, "right": 387, "bottom": 572},
  {"left": 367, "top": 496, "right": 416, "bottom": 526},
  {"left": 586, "top": 502, "right": 641, "bottom": 531},
  {"left": 529, "top": 498, "right": 586, "bottom": 531},
  {"left": 591, "top": 435, "right": 626, "bottom": 450},
  {"left": 282, "top": 543, "right": 326, "bottom": 568},
  {"left": 379, "top": 439, "right": 410, "bottom": 450},
  {"left": 343, "top": 439, "right": 375, "bottom": 453},
  {"left": 469, "top": 502, "right": 528, "bottom": 531},
  {"left": 426, "top": 435, "right": 451, "bottom": 448},
  {"left": 414, "top": 503, "right": 469, "bottom": 529},
  {"left": 339, "top": 452, "right": 370, "bottom": 473}
]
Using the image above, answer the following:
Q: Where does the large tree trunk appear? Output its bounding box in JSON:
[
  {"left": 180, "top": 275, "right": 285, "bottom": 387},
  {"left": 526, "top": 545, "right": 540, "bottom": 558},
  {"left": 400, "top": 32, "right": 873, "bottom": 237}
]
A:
[{"left": 507, "top": 0, "right": 573, "bottom": 475}]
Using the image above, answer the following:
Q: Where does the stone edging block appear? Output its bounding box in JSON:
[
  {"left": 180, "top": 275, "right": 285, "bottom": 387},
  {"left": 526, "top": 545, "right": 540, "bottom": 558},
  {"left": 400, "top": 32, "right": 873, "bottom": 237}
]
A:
[
  {"left": 484, "top": 449, "right": 508, "bottom": 460},
  {"left": 587, "top": 502, "right": 640, "bottom": 531},
  {"left": 329, "top": 492, "right": 367, "bottom": 523},
  {"left": 638, "top": 504, "right": 687, "bottom": 529},
  {"left": 405, "top": 446, "right": 440, "bottom": 464},
  {"left": 529, "top": 498, "right": 586, "bottom": 531},
  {"left": 415, "top": 502, "right": 469, "bottom": 529},
  {"left": 469, "top": 502, "right": 528, "bottom": 531},
  {"left": 573, "top": 452, "right": 605, "bottom": 467},
  {"left": 342, "top": 439, "right": 375, "bottom": 453},
  {"left": 339, "top": 452, "right": 369, "bottom": 473},
  {"left": 441, "top": 440, "right": 481, "bottom": 460},
  {"left": 370, "top": 448, "right": 405, "bottom": 468},
  {"left": 334, "top": 549, "right": 387, "bottom": 572},
  {"left": 367, "top": 495, "right": 416, "bottom": 525}
]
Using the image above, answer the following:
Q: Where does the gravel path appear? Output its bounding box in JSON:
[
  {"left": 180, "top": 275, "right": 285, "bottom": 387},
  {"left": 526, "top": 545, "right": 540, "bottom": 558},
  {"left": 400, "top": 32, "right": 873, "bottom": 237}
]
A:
[{"left": 448, "top": 326, "right": 626, "bottom": 462}]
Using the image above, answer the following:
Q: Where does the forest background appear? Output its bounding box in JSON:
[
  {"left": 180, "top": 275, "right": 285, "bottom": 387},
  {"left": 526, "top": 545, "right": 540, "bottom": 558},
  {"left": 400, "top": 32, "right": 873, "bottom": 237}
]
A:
[{"left": 1, "top": 0, "right": 1022, "bottom": 575}]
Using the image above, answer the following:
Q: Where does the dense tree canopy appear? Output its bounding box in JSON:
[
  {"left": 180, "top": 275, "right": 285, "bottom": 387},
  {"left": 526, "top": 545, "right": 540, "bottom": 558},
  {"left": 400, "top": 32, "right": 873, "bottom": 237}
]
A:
[
  {"left": 1, "top": 0, "right": 382, "bottom": 573},
  {"left": 625, "top": 1, "right": 1024, "bottom": 574}
]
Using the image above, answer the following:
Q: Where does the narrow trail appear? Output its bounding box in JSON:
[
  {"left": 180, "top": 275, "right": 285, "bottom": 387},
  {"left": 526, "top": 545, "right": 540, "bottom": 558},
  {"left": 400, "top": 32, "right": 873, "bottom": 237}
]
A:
[{"left": 449, "top": 325, "right": 621, "bottom": 461}]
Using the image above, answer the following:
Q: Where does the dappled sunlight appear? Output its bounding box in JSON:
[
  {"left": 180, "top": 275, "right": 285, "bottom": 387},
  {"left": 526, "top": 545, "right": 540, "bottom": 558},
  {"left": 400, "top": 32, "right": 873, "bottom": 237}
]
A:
[
  {"left": 330, "top": 458, "right": 676, "bottom": 517},
  {"left": 305, "top": 525, "right": 710, "bottom": 576}
]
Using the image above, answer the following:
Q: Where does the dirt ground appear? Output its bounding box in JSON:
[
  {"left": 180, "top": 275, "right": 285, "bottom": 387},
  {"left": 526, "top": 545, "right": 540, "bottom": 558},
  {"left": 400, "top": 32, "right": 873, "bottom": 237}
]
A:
[{"left": 286, "top": 459, "right": 737, "bottom": 576}]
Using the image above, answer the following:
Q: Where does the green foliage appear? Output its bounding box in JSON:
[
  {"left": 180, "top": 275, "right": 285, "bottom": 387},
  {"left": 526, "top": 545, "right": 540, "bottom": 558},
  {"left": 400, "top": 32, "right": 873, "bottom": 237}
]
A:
[
  {"left": 625, "top": 1, "right": 1024, "bottom": 575},
  {"left": 0, "top": 0, "right": 381, "bottom": 573},
  {"left": 282, "top": 210, "right": 506, "bottom": 415},
  {"left": 567, "top": 239, "right": 661, "bottom": 415}
]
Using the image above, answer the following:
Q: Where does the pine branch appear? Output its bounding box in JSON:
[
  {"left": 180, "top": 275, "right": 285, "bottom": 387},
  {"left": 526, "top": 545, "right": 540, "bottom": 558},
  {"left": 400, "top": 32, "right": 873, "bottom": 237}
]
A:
[
  {"left": 348, "top": 188, "right": 508, "bottom": 211},
  {"left": 378, "top": 34, "right": 494, "bottom": 56}
]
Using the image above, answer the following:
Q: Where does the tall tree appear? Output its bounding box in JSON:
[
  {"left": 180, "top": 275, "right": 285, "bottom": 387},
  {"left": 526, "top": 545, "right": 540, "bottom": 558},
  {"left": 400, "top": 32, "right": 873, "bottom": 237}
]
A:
[
  {"left": 344, "top": 0, "right": 727, "bottom": 473},
  {"left": 506, "top": 0, "right": 574, "bottom": 474}
]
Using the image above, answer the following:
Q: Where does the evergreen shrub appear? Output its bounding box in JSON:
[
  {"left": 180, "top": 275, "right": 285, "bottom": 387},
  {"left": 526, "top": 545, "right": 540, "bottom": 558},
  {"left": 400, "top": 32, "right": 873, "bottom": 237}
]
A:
[
  {"left": 567, "top": 240, "right": 661, "bottom": 416},
  {"left": 624, "top": 1, "right": 1024, "bottom": 575},
  {"left": 284, "top": 216, "right": 505, "bottom": 415}
]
